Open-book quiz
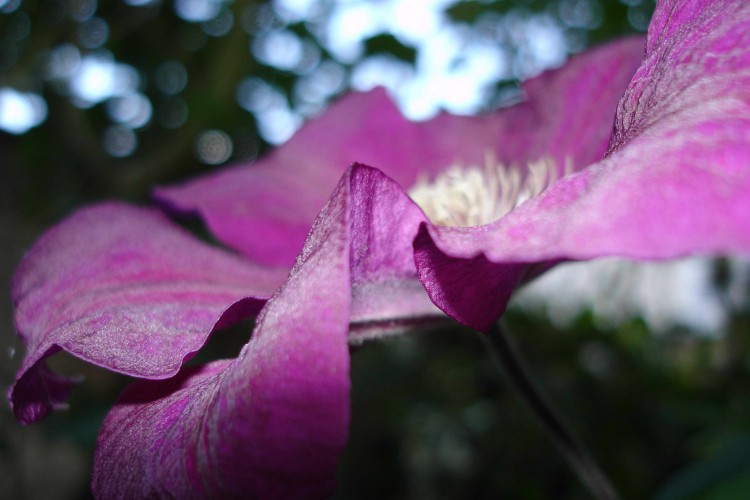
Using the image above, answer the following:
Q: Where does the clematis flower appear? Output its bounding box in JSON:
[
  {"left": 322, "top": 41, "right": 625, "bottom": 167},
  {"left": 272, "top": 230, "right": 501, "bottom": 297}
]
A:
[
  {"left": 8, "top": 0, "right": 749, "bottom": 496},
  {"left": 412, "top": 0, "right": 750, "bottom": 331}
]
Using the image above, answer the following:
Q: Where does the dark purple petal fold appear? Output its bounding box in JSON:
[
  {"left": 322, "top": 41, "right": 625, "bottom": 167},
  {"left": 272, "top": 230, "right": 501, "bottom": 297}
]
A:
[
  {"left": 10, "top": 203, "right": 288, "bottom": 424},
  {"left": 414, "top": 0, "right": 750, "bottom": 331}
]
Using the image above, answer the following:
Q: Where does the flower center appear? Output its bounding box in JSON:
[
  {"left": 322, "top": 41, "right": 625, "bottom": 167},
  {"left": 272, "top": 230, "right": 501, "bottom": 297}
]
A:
[{"left": 408, "top": 154, "right": 570, "bottom": 227}]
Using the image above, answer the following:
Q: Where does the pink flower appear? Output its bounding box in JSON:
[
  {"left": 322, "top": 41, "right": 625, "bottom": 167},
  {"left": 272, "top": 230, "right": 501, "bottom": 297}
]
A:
[
  {"left": 414, "top": 0, "right": 750, "bottom": 331},
  {"left": 9, "top": 0, "right": 749, "bottom": 496}
]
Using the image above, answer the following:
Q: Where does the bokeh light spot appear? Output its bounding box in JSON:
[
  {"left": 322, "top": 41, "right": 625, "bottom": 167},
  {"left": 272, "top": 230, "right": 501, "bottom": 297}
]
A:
[
  {"left": 106, "top": 93, "right": 153, "bottom": 128},
  {"left": 175, "top": 0, "right": 224, "bottom": 22},
  {"left": 351, "top": 55, "right": 413, "bottom": 93},
  {"left": 122, "top": 0, "right": 158, "bottom": 6},
  {"left": 0, "top": 0, "right": 22, "bottom": 13},
  {"left": 252, "top": 29, "right": 303, "bottom": 71},
  {"left": 195, "top": 129, "right": 233, "bottom": 164},
  {"left": 273, "top": 0, "right": 320, "bottom": 24},
  {"left": 69, "top": 53, "right": 140, "bottom": 107},
  {"left": 236, "top": 77, "right": 285, "bottom": 113},
  {"left": 324, "top": 2, "right": 384, "bottom": 63},
  {"left": 256, "top": 107, "right": 301, "bottom": 145},
  {"left": 0, "top": 88, "right": 48, "bottom": 134},
  {"left": 45, "top": 44, "right": 82, "bottom": 80},
  {"left": 294, "top": 59, "right": 346, "bottom": 113}
]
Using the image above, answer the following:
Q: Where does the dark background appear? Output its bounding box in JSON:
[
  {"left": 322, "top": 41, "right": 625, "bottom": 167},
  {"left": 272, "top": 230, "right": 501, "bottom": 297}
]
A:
[{"left": 3, "top": 1, "right": 750, "bottom": 498}]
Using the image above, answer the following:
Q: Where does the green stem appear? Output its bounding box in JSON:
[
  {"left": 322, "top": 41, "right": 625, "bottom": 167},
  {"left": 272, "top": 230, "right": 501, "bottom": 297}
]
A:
[{"left": 483, "top": 323, "right": 620, "bottom": 500}]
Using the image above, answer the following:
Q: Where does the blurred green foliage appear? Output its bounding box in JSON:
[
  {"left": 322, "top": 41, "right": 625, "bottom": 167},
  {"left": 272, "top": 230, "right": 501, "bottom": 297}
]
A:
[
  {"left": 0, "top": 0, "right": 653, "bottom": 220},
  {"left": 332, "top": 306, "right": 750, "bottom": 499}
]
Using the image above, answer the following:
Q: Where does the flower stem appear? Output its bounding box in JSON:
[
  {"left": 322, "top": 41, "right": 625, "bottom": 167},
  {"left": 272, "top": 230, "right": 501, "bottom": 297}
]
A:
[{"left": 482, "top": 323, "right": 620, "bottom": 500}]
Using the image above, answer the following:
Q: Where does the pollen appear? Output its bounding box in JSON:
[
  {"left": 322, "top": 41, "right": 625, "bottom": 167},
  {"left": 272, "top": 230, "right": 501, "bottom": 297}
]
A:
[{"left": 408, "top": 154, "right": 570, "bottom": 227}]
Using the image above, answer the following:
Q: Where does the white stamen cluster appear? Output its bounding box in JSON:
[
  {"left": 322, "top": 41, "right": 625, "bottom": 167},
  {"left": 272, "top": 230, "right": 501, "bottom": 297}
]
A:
[{"left": 408, "top": 154, "right": 569, "bottom": 227}]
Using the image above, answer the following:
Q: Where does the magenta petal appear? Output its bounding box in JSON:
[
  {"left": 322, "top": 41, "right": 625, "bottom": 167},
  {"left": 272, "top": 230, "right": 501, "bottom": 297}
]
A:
[
  {"left": 155, "top": 36, "right": 645, "bottom": 269},
  {"left": 154, "top": 89, "right": 413, "bottom": 267},
  {"left": 92, "top": 165, "right": 448, "bottom": 497},
  {"left": 94, "top": 170, "right": 356, "bottom": 498},
  {"left": 346, "top": 164, "right": 443, "bottom": 337},
  {"left": 415, "top": 0, "right": 750, "bottom": 331},
  {"left": 418, "top": 35, "right": 645, "bottom": 176},
  {"left": 93, "top": 361, "right": 230, "bottom": 498},
  {"left": 10, "top": 203, "right": 288, "bottom": 424},
  {"left": 414, "top": 225, "right": 530, "bottom": 333},
  {"left": 10, "top": 362, "right": 80, "bottom": 420}
]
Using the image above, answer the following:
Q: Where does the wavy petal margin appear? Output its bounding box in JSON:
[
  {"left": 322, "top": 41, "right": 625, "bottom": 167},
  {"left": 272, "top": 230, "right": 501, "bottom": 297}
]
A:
[
  {"left": 414, "top": 0, "right": 750, "bottom": 331},
  {"left": 9, "top": 203, "right": 288, "bottom": 424},
  {"left": 94, "top": 175, "right": 354, "bottom": 497},
  {"left": 92, "top": 164, "right": 437, "bottom": 497}
]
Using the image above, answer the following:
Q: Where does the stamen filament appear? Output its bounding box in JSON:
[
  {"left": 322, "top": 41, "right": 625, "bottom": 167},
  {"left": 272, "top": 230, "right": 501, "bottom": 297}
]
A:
[{"left": 409, "top": 154, "right": 571, "bottom": 227}]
